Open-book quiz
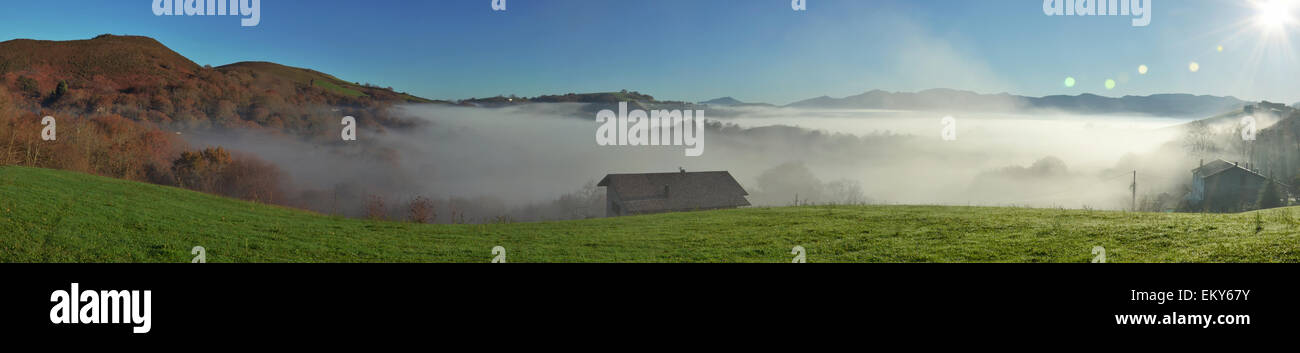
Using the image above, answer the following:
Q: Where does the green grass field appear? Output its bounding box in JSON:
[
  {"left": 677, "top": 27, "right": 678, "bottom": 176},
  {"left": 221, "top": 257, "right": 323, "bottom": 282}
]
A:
[{"left": 2, "top": 166, "right": 1299, "bottom": 262}]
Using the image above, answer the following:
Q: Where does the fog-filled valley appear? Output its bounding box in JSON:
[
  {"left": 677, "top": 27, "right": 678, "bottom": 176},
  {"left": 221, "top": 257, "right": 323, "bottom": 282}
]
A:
[
  {"left": 177, "top": 102, "right": 1260, "bottom": 223},
  {"left": 3, "top": 35, "right": 1290, "bottom": 224}
]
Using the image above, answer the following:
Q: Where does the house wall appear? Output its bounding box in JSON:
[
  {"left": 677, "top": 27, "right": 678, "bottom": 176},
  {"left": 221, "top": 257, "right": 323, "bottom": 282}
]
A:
[
  {"left": 1188, "top": 171, "right": 1206, "bottom": 201},
  {"left": 605, "top": 188, "right": 622, "bottom": 217},
  {"left": 1202, "top": 169, "right": 1266, "bottom": 212}
]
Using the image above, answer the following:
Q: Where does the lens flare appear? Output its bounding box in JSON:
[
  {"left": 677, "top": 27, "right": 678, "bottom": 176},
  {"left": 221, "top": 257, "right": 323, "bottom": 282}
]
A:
[
  {"left": 1104, "top": 79, "right": 1116, "bottom": 90},
  {"left": 1064, "top": 77, "right": 1076, "bottom": 88},
  {"left": 1189, "top": 62, "right": 1200, "bottom": 72},
  {"left": 1138, "top": 65, "right": 1149, "bottom": 74}
]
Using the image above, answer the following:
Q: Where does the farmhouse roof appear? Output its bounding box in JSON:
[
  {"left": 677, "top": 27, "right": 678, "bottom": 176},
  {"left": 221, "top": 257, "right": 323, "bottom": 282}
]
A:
[
  {"left": 1193, "top": 159, "right": 1241, "bottom": 177},
  {"left": 1193, "top": 159, "right": 1291, "bottom": 189},
  {"left": 598, "top": 171, "right": 750, "bottom": 213},
  {"left": 1193, "top": 159, "right": 1267, "bottom": 179}
]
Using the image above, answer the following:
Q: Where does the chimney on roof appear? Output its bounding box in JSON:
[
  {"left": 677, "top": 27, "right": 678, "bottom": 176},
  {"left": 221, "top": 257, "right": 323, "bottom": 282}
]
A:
[{"left": 679, "top": 167, "right": 686, "bottom": 174}]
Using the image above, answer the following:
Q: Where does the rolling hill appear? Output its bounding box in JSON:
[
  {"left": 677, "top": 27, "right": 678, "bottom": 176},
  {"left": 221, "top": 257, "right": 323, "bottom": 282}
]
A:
[
  {"left": 216, "top": 61, "right": 436, "bottom": 103},
  {"left": 0, "top": 34, "right": 434, "bottom": 104},
  {"left": 0, "top": 35, "right": 200, "bottom": 79},
  {"left": 0, "top": 34, "right": 439, "bottom": 133},
  {"left": 459, "top": 90, "right": 702, "bottom": 113},
  {"left": 3, "top": 165, "right": 1300, "bottom": 263}
]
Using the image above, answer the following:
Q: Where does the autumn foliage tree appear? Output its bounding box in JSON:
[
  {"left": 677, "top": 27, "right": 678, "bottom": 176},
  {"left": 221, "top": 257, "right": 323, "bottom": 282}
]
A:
[
  {"left": 170, "top": 146, "right": 285, "bottom": 204},
  {"left": 172, "top": 147, "right": 232, "bottom": 191},
  {"left": 217, "top": 155, "right": 285, "bottom": 204}
]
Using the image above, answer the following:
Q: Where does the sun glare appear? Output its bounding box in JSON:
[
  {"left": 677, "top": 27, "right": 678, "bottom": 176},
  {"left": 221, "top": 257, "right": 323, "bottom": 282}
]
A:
[{"left": 1256, "top": 0, "right": 1295, "bottom": 31}]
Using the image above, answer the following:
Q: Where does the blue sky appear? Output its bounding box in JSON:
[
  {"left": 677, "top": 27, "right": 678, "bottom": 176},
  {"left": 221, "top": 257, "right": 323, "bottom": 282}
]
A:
[{"left": 1, "top": 0, "right": 1296, "bottom": 104}]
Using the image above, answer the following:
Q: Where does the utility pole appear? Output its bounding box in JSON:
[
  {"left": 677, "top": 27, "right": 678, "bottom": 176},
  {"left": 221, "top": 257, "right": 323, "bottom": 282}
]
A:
[{"left": 1130, "top": 170, "right": 1137, "bottom": 211}]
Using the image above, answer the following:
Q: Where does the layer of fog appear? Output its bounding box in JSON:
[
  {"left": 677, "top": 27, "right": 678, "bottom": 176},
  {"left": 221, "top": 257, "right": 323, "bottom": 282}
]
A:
[{"left": 183, "top": 103, "right": 1226, "bottom": 222}]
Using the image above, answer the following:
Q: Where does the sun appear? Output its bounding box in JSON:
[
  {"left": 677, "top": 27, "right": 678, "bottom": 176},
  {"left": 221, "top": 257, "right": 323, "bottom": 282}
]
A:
[{"left": 1256, "top": 0, "right": 1295, "bottom": 31}]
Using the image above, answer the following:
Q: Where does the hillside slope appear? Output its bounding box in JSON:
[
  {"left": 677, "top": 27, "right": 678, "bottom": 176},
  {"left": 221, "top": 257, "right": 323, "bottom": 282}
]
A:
[
  {"left": 0, "top": 34, "right": 433, "bottom": 103},
  {"left": 3, "top": 166, "right": 1300, "bottom": 262},
  {"left": 0, "top": 35, "right": 199, "bottom": 80},
  {"left": 217, "top": 61, "right": 436, "bottom": 103},
  {"left": 0, "top": 34, "right": 436, "bottom": 132}
]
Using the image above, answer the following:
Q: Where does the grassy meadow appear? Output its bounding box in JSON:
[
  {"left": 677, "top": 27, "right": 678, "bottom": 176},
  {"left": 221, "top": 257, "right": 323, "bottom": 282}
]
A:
[{"left": 2, "top": 166, "right": 1299, "bottom": 262}]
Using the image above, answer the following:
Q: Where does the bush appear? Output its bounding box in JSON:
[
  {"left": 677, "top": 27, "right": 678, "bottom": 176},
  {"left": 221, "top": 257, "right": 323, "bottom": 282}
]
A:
[
  {"left": 408, "top": 196, "right": 435, "bottom": 224},
  {"left": 217, "top": 155, "right": 285, "bottom": 204},
  {"left": 53, "top": 80, "right": 69, "bottom": 98},
  {"left": 1258, "top": 181, "right": 1284, "bottom": 210},
  {"left": 17, "top": 76, "right": 40, "bottom": 98},
  {"left": 1291, "top": 174, "right": 1300, "bottom": 197}
]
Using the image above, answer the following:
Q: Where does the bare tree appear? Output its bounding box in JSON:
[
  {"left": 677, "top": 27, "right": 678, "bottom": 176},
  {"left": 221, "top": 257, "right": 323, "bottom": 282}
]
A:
[
  {"left": 365, "top": 195, "right": 387, "bottom": 220},
  {"left": 408, "top": 196, "right": 435, "bottom": 224},
  {"left": 1182, "top": 120, "right": 1220, "bottom": 160}
]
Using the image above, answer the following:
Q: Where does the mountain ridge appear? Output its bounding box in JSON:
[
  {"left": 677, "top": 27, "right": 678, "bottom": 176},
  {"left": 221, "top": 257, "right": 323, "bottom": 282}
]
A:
[
  {"left": 0, "top": 34, "right": 440, "bottom": 134},
  {"left": 784, "top": 89, "right": 1249, "bottom": 117},
  {"left": 698, "top": 96, "right": 776, "bottom": 108},
  {"left": 0, "top": 34, "right": 438, "bottom": 106}
]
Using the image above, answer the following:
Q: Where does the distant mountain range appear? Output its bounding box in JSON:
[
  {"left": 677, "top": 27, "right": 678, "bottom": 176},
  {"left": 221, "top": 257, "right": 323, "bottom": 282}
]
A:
[
  {"left": 699, "top": 97, "right": 743, "bottom": 105},
  {"left": 772, "top": 89, "right": 1250, "bottom": 117},
  {"left": 698, "top": 97, "right": 775, "bottom": 108}
]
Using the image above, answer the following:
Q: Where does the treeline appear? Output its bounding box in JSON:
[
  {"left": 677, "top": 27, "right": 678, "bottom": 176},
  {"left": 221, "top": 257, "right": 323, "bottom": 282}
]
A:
[
  {"left": 0, "top": 107, "right": 286, "bottom": 204},
  {"left": 5, "top": 66, "right": 412, "bottom": 140},
  {"left": 1, "top": 109, "right": 176, "bottom": 181},
  {"left": 1, "top": 75, "right": 288, "bottom": 204}
]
